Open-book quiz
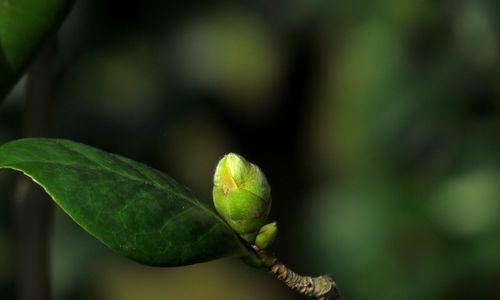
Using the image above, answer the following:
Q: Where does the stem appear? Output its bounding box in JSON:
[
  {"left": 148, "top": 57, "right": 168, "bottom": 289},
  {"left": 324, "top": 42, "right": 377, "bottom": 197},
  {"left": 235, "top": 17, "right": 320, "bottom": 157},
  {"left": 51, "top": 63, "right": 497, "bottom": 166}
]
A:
[
  {"left": 252, "top": 246, "right": 341, "bottom": 300},
  {"left": 12, "top": 36, "right": 58, "bottom": 300}
]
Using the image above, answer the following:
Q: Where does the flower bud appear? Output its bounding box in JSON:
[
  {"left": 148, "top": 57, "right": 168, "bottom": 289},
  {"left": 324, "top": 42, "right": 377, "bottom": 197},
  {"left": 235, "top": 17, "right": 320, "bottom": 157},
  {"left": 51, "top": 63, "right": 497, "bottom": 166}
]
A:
[
  {"left": 255, "top": 221, "right": 278, "bottom": 249},
  {"left": 213, "top": 153, "right": 271, "bottom": 243}
]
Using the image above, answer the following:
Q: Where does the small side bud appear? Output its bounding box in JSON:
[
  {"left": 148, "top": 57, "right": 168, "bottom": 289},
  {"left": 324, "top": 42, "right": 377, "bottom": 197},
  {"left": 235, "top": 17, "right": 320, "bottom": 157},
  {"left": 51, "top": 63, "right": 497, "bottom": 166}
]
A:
[
  {"left": 213, "top": 153, "right": 271, "bottom": 243},
  {"left": 255, "top": 222, "right": 278, "bottom": 249}
]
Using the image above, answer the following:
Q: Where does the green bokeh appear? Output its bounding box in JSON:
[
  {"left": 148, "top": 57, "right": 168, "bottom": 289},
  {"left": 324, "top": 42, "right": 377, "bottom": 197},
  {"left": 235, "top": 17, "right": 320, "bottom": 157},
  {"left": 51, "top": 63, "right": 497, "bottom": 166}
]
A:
[{"left": 1, "top": 0, "right": 500, "bottom": 299}]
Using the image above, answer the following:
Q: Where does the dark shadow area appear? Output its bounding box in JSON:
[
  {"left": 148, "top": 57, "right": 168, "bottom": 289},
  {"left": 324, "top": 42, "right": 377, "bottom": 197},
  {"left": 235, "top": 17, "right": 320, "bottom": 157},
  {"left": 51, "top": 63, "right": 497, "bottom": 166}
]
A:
[{"left": 0, "top": 44, "right": 16, "bottom": 101}]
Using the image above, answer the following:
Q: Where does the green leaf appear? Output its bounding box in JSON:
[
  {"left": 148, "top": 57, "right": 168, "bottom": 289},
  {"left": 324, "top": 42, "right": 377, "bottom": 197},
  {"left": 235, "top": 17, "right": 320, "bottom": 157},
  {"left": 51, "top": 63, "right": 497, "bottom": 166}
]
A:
[
  {"left": 0, "top": 138, "right": 254, "bottom": 266},
  {"left": 0, "top": 0, "right": 74, "bottom": 100}
]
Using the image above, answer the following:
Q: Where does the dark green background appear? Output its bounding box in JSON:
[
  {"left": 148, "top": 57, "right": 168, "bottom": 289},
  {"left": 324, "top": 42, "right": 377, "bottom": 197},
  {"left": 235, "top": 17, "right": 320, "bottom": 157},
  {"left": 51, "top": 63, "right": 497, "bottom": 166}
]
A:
[{"left": 1, "top": 0, "right": 500, "bottom": 299}]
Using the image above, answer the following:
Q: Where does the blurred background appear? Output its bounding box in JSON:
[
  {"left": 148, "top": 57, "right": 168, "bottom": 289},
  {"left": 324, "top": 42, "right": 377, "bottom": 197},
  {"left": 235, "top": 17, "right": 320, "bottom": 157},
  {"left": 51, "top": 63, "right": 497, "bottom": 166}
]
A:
[{"left": 2, "top": 0, "right": 500, "bottom": 299}]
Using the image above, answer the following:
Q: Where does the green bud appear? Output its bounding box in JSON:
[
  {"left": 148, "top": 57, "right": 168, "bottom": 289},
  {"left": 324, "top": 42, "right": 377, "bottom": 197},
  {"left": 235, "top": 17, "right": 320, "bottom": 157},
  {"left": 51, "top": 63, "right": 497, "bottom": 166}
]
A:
[
  {"left": 255, "top": 221, "right": 278, "bottom": 249},
  {"left": 213, "top": 153, "right": 271, "bottom": 243}
]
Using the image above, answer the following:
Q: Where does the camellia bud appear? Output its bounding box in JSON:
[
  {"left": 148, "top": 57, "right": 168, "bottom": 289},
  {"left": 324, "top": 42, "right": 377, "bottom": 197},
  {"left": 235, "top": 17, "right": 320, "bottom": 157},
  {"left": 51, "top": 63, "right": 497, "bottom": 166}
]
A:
[
  {"left": 213, "top": 153, "right": 271, "bottom": 243},
  {"left": 255, "top": 221, "right": 278, "bottom": 250}
]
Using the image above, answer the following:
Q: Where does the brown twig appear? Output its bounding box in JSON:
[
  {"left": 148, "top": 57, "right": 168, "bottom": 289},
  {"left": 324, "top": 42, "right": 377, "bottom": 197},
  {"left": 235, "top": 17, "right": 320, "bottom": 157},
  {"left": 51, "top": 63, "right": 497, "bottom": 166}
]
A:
[{"left": 252, "top": 245, "right": 341, "bottom": 299}]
